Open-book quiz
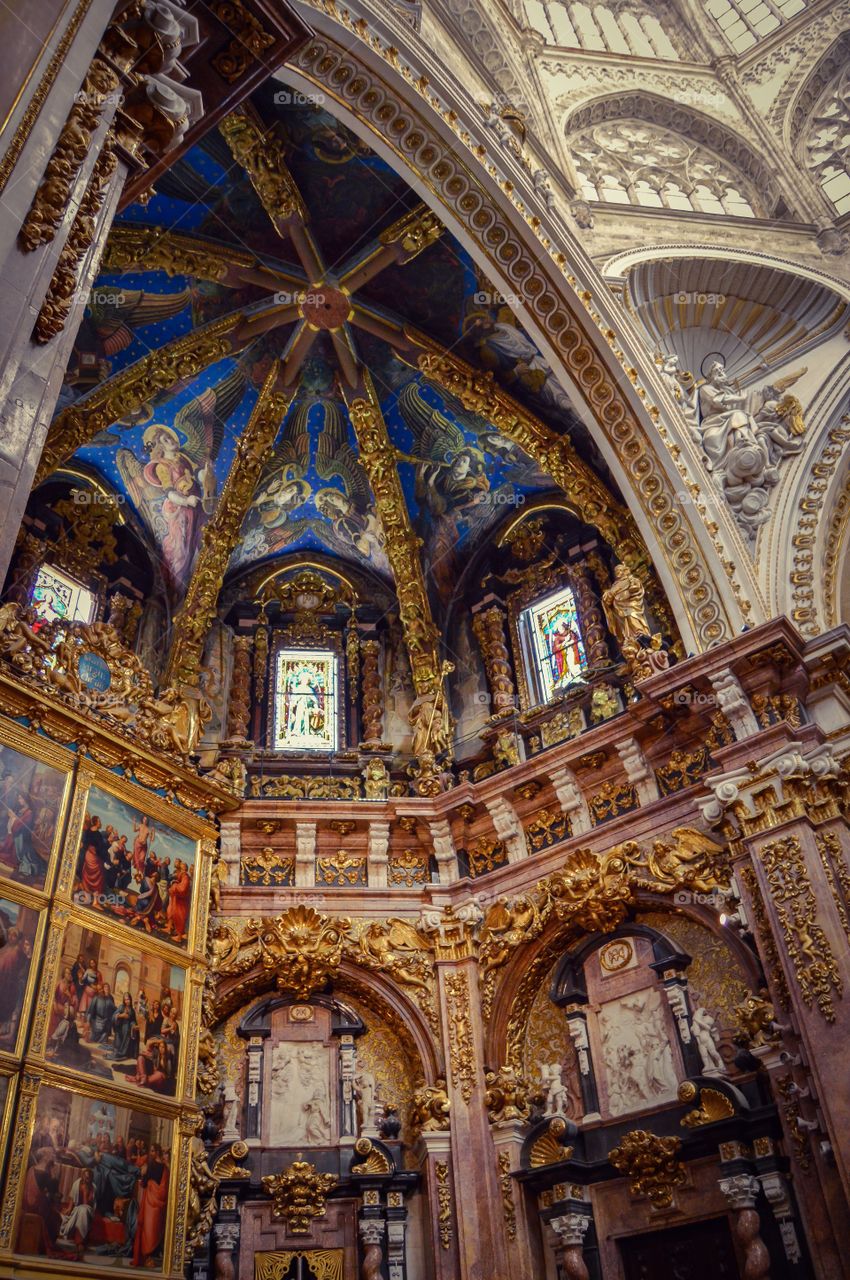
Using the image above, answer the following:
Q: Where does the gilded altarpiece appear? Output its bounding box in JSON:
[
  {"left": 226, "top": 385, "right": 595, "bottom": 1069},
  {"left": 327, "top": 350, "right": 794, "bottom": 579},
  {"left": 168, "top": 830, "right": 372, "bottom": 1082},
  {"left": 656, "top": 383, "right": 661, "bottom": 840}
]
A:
[{"left": 0, "top": 699, "right": 219, "bottom": 1280}]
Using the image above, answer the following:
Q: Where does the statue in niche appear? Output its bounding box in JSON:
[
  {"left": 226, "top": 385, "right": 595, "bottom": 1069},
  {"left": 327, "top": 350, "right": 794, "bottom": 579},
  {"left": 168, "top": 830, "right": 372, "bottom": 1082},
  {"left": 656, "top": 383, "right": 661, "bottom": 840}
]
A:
[
  {"left": 540, "top": 1062, "right": 570, "bottom": 1117},
  {"left": 600, "top": 990, "right": 679, "bottom": 1116},
  {"left": 269, "top": 1042, "right": 332, "bottom": 1146},
  {"left": 692, "top": 1006, "right": 728, "bottom": 1076},
  {"left": 602, "top": 565, "right": 651, "bottom": 654},
  {"left": 222, "top": 1080, "right": 241, "bottom": 1140},
  {"left": 697, "top": 357, "right": 806, "bottom": 540},
  {"left": 355, "top": 1066, "right": 378, "bottom": 1133}
]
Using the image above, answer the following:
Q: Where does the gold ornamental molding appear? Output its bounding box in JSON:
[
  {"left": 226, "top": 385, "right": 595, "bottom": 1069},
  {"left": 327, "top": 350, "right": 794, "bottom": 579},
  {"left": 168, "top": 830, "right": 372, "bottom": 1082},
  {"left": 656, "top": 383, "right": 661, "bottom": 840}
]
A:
[
  {"left": 0, "top": 0, "right": 96, "bottom": 196},
  {"left": 529, "top": 1116, "right": 572, "bottom": 1168},
  {"left": 35, "top": 311, "right": 246, "bottom": 483},
  {"left": 289, "top": 29, "right": 738, "bottom": 648},
  {"left": 100, "top": 223, "right": 283, "bottom": 284},
  {"left": 608, "top": 1130, "right": 687, "bottom": 1211},
  {"left": 344, "top": 373, "right": 453, "bottom": 780},
  {"left": 164, "top": 362, "right": 296, "bottom": 688},
  {"left": 488, "top": 827, "right": 729, "bottom": 1026},
  {"left": 678, "top": 1081, "right": 735, "bottom": 1127},
  {"left": 444, "top": 971, "right": 476, "bottom": 1103},
  {"left": 220, "top": 105, "right": 308, "bottom": 230},
  {"left": 262, "top": 1159, "right": 339, "bottom": 1234},
  {"left": 435, "top": 1161, "right": 453, "bottom": 1250},
  {"left": 213, "top": 904, "right": 349, "bottom": 1002}
]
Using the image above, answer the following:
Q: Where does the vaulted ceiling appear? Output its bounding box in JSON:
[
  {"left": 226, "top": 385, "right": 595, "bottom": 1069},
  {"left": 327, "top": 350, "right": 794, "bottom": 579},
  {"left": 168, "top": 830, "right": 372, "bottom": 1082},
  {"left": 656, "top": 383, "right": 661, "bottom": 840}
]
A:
[{"left": 46, "top": 85, "right": 624, "bottom": 631}]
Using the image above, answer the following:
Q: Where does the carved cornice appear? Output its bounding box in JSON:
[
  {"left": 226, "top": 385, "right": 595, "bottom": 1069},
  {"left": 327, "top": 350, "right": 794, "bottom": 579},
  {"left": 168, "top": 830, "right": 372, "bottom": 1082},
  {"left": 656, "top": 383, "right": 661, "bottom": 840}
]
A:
[{"left": 164, "top": 363, "right": 296, "bottom": 688}]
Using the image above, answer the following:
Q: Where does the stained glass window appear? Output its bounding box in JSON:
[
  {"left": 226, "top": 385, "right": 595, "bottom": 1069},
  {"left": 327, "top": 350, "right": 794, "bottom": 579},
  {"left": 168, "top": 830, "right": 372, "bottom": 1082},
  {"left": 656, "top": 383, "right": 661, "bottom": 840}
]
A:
[
  {"left": 30, "top": 564, "right": 96, "bottom": 629},
  {"left": 273, "top": 648, "right": 338, "bottom": 752},
  {"left": 521, "top": 586, "right": 587, "bottom": 704}
]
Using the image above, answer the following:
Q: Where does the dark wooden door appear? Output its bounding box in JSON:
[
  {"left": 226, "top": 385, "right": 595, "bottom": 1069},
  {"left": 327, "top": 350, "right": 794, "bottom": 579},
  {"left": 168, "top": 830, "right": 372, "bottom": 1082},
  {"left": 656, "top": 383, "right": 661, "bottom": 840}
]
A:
[{"left": 619, "top": 1217, "right": 740, "bottom": 1280}]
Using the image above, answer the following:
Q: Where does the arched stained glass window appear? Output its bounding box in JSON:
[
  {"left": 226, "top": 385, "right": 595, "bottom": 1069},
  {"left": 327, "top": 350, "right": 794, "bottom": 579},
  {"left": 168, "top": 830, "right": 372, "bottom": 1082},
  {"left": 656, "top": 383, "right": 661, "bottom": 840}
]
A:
[
  {"left": 272, "top": 648, "right": 339, "bottom": 752},
  {"left": 30, "top": 563, "right": 97, "bottom": 629},
  {"left": 519, "top": 585, "right": 588, "bottom": 705}
]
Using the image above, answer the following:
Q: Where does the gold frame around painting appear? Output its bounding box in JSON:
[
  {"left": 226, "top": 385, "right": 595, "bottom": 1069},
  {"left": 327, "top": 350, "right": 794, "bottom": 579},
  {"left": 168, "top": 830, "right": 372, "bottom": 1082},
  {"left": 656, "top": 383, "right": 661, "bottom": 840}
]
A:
[
  {"left": 0, "top": 1067, "right": 187, "bottom": 1278},
  {"left": 0, "top": 1062, "right": 18, "bottom": 1206},
  {"left": 0, "top": 882, "right": 49, "bottom": 1064},
  {"left": 0, "top": 715, "right": 75, "bottom": 899},
  {"left": 27, "top": 904, "right": 198, "bottom": 1106},
  {"left": 55, "top": 761, "right": 216, "bottom": 963}
]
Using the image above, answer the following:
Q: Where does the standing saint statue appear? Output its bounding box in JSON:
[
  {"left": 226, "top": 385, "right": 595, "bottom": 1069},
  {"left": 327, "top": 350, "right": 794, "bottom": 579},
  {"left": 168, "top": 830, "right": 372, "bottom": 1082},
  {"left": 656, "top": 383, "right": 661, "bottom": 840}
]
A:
[{"left": 601, "top": 564, "right": 651, "bottom": 658}]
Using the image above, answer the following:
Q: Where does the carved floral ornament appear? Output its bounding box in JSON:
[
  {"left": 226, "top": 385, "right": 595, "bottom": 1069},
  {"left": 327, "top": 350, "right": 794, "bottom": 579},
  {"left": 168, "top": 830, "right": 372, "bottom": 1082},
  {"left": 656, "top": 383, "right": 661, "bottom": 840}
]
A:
[
  {"left": 262, "top": 1159, "right": 339, "bottom": 1234},
  {"left": 608, "top": 1129, "right": 687, "bottom": 1210}
]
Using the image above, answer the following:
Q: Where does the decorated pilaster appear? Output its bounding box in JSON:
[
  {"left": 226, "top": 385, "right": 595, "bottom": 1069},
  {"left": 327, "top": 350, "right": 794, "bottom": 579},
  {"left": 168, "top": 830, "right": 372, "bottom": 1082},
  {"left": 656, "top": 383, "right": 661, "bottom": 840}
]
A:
[
  {"left": 704, "top": 741, "right": 850, "bottom": 1204},
  {"left": 472, "top": 601, "right": 517, "bottom": 717},
  {"left": 427, "top": 906, "right": 512, "bottom": 1279}
]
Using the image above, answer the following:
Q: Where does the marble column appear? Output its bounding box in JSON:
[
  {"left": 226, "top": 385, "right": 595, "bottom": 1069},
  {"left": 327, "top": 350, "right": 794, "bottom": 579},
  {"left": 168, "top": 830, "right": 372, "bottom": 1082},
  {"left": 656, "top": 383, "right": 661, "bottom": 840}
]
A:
[
  {"left": 718, "top": 1174, "right": 771, "bottom": 1280},
  {"left": 359, "top": 1217, "right": 385, "bottom": 1280},
  {"left": 212, "top": 1222, "right": 240, "bottom": 1280},
  {"left": 550, "top": 1210, "right": 592, "bottom": 1280}
]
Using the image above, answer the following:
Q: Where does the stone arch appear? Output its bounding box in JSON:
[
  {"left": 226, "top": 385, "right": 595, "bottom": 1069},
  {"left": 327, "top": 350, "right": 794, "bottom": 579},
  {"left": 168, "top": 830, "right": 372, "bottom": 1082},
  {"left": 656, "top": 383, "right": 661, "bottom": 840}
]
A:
[
  {"left": 281, "top": 19, "right": 747, "bottom": 649},
  {"left": 212, "top": 956, "right": 442, "bottom": 1085},
  {"left": 787, "top": 31, "right": 850, "bottom": 218},
  {"left": 564, "top": 90, "right": 786, "bottom": 217},
  {"left": 484, "top": 894, "right": 761, "bottom": 1071}
]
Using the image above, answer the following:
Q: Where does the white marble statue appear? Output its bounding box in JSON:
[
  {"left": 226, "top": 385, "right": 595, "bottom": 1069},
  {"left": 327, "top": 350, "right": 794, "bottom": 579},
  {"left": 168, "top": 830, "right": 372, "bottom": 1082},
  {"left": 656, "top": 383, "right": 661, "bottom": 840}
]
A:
[
  {"left": 356, "top": 1066, "right": 378, "bottom": 1133},
  {"left": 221, "top": 1080, "right": 241, "bottom": 1141},
  {"left": 269, "top": 1042, "right": 332, "bottom": 1145},
  {"left": 541, "top": 1062, "right": 570, "bottom": 1116},
  {"left": 692, "top": 1006, "right": 728, "bottom": 1076}
]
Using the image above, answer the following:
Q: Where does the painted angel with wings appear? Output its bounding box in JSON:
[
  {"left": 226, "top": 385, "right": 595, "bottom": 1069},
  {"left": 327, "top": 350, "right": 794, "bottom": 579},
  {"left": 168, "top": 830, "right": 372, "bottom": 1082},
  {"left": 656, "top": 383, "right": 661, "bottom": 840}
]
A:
[
  {"left": 117, "top": 365, "right": 246, "bottom": 589},
  {"left": 396, "top": 379, "right": 491, "bottom": 519},
  {"left": 314, "top": 402, "right": 390, "bottom": 572},
  {"left": 245, "top": 399, "right": 312, "bottom": 540},
  {"left": 87, "top": 285, "right": 191, "bottom": 357}
]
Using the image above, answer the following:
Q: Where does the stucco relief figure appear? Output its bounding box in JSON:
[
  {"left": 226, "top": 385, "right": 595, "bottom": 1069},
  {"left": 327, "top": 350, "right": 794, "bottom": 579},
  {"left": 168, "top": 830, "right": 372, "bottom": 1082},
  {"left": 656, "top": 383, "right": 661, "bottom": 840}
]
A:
[
  {"left": 269, "top": 1042, "right": 332, "bottom": 1146},
  {"left": 692, "top": 1006, "right": 728, "bottom": 1076},
  {"left": 697, "top": 358, "right": 806, "bottom": 540},
  {"left": 655, "top": 353, "right": 699, "bottom": 437},
  {"left": 599, "top": 990, "right": 680, "bottom": 1116}
]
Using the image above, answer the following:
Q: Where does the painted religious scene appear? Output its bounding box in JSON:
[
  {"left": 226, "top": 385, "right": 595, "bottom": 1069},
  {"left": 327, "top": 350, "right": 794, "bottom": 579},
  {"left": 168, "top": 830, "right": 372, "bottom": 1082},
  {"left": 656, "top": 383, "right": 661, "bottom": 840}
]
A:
[
  {"left": 272, "top": 649, "right": 338, "bottom": 752},
  {"left": 72, "top": 785, "right": 198, "bottom": 949},
  {"left": 0, "top": 895, "right": 40, "bottom": 1052},
  {"left": 44, "top": 919, "right": 185, "bottom": 1099},
  {"left": 526, "top": 585, "right": 588, "bottom": 700},
  {"left": 0, "top": 742, "right": 68, "bottom": 891},
  {"left": 15, "top": 1085, "right": 173, "bottom": 1270}
]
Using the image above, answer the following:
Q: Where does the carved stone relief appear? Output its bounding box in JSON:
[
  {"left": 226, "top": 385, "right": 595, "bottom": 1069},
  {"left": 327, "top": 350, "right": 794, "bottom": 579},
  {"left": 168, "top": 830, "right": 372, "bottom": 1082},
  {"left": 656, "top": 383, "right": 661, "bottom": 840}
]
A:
[
  {"left": 269, "top": 1042, "right": 333, "bottom": 1147},
  {"left": 598, "top": 988, "right": 680, "bottom": 1116}
]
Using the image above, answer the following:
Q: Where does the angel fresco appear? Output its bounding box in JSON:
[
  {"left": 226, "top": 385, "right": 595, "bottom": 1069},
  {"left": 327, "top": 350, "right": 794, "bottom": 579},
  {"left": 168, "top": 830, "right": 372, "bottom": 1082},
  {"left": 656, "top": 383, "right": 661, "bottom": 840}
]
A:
[
  {"left": 116, "top": 366, "right": 246, "bottom": 590},
  {"left": 394, "top": 376, "right": 550, "bottom": 602},
  {"left": 86, "top": 285, "right": 191, "bottom": 359},
  {"left": 237, "top": 399, "right": 391, "bottom": 575}
]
